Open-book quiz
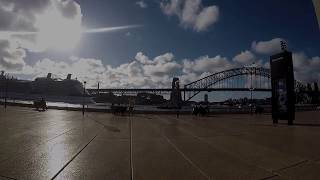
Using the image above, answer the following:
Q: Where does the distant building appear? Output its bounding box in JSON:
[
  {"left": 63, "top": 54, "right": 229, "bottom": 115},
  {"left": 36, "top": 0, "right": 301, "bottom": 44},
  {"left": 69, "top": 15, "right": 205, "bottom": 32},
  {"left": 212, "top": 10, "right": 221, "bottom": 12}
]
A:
[
  {"left": 93, "top": 92, "right": 166, "bottom": 105},
  {"left": 0, "top": 71, "right": 31, "bottom": 94}
]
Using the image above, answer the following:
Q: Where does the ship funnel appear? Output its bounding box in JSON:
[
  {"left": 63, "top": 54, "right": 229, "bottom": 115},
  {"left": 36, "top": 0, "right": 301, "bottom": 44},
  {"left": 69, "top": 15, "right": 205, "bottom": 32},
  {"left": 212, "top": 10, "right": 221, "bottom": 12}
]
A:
[
  {"left": 67, "top": 74, "right": 72, "bottom": 80},
  {"left": 47, "top": 73, "right": 52, "bottom": 79}
]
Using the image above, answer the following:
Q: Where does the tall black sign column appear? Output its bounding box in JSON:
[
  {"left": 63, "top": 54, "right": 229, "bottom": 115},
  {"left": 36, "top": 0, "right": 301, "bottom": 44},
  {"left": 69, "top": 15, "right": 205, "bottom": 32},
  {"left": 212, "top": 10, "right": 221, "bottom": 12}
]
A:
[{"left": 270, "top": 50, "right": 295, "bottom": 125}]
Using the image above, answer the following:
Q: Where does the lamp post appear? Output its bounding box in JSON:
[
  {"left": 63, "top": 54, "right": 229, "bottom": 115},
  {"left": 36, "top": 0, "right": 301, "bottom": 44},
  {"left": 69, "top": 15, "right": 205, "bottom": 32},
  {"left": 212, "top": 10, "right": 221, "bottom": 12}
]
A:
[
  {"left": 249, "top": 87, "right": 254, "bottom": 114},
  {"left": 4, "top": 76, "right": 8, "bottom": 109},
  {"left": 82, "top": 81, "right": 86, "bottom": 116},
  {"left": 97, "top": 82, "right": 100, "bottom": 95},
  {"left": 250, "top": 71, "right": 254, "bottom": 114}
]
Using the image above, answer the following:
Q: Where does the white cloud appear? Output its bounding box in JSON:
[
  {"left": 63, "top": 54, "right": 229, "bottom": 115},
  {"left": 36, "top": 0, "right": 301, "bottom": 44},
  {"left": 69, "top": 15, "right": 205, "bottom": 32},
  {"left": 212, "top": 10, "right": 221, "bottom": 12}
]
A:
[
  {"left": 0, "top": 0, "right": 83, "bottom": 52},
  {"left": 183, "top": 55, "right": 233, "bottom": 74},
  {"left": 101, "top": 52, "right": 180, "bottom": 88},
  {"left": 160, "top": 0, "right": 183, "bottom": 16},
  {"left": 1, "top": 47, "right": 319, "bottom": 89},
  {"left": 28, "top": 57, "right": 106, "bottom": 87},
  {"left": 0, "top": 0, "right": 50, "bottom": 32},
  {"left": 233, "top": 50, "right": 255, "bottom": 65},
  {"left": 136, "top": 1, "right": 148, "bottom": 8},
  {"left": 144, "top": 62, "right": 181, "bottom": 76},
  {"left": 137, "top": 52, "right": 181, "bottom": 78},
  {"left": 0, "top": 39, "right": 26, "bottom": 71},
  {"left": 153, "top": 52, "right": 175, "bottom": 63},
  {"left": 6, "top": 52, "right": 241, "bottom": 89},
  {"left": 2, "top": 51, "right": 320, "bottom": 89},
  {"left": 251, "top": 38, "right": 284, "bottom": 55},
  {"left": 293, "top": 52, "right": 320, "bottom": 83},
  {"left": 135, "top": 52, "right": 153, "bottom": 65},
  {"left": 178, "top": 72, "right": 199, "bottom": 85},
  {"left": 54, "top": 0, "right": 82, "bottom": 19},
  {"left": 194, "top": 6, "right": 219, "bottom": 32},
  {"left": 0, "top": 0, "right": 83, "bottom": 79},
  {"left": 10, "top": 52, "right": 182, "bottom": 89},
  {"left": 160, "top": 0, "right": 219, "bottom": 32}
]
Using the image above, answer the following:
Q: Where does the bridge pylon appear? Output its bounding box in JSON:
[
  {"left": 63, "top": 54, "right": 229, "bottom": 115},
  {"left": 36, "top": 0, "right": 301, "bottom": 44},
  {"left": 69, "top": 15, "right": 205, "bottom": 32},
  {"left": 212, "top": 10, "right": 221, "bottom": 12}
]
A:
[{"left": 170, "top": 77, "right": 182, "bottom": 108}]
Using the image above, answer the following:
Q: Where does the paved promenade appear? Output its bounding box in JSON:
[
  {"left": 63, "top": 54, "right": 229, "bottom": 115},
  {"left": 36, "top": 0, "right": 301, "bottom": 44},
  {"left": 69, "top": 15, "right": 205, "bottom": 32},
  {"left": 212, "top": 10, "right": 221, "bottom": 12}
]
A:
[{"left": 0, "top": 107, "right": 319, "bottom": 180}]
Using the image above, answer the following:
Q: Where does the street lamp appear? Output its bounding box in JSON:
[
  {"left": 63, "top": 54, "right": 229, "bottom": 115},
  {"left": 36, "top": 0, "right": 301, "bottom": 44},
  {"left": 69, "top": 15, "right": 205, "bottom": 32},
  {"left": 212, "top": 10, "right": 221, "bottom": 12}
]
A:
[
  {"left": 82, "top": 81, "right": 86, "bottom": 116},
  {"left": 4, "top": 76, "right": 8, "bottom": 109},
  {"left": 249, "top": 87, "right": 255, "bottom": 114},
  {"left": 249, "top": 71, "right": 254, "bottom": 114}
]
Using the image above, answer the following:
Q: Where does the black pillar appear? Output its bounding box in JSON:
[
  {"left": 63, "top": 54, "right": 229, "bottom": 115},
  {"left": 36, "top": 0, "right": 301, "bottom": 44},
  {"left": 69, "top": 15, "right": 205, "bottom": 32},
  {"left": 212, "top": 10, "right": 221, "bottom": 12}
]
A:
[{"left": 270, "top": 50, "right": 295, "bottom": 125}]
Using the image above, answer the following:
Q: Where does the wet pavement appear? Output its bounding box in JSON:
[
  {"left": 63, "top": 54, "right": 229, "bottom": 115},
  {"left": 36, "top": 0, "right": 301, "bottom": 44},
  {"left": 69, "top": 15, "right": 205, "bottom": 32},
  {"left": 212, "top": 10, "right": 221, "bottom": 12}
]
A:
[{"left": 0, "top": 107, "right": 319, "bottom": 180}]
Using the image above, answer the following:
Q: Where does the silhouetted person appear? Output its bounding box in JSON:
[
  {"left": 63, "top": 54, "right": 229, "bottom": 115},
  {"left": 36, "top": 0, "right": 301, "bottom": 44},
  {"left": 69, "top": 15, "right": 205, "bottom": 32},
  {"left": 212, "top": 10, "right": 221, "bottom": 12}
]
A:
[
  {"left": 255, "top": 106, "right": 264, "bottom": 114},
  {"left": 199, "top": 104, "right": 206, "bottom": 116},
  {"left": 111, "top": 103, "right": 115, "bottom": 114},
  {"left": 205, "top": 105, "right": 209, "bottom": 115},
  {"left": 34, "top": 98, "right": 46, "bottom": 111},
  {"left": 128, "top": 99, "right": 134, "bottom": 116},
  {"left": 192, "top": 105, "right": 199, "bottom": 116},
  {"left": 40, "top": 98, "right": 47, "bottom": 111},
  {"left": 176, "top": 107, "right": 180, "bottom": 118}
]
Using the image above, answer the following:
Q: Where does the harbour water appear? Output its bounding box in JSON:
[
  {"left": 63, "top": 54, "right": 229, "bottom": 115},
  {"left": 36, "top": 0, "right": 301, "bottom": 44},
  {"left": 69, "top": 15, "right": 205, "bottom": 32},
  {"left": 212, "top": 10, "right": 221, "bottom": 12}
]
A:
[
  {"left": 0, "top": 97, "right": 270, "bottom": 113},
  {"left": 0, "top": 97, "right": 317, "bottom": 113}
]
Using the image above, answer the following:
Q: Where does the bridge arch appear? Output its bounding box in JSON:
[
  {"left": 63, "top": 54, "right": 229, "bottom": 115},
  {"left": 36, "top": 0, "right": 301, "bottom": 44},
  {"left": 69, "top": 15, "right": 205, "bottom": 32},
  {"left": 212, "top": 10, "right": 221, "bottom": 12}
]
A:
[{"left": 183, "top": 67, "right": 271, "bottom": 101}]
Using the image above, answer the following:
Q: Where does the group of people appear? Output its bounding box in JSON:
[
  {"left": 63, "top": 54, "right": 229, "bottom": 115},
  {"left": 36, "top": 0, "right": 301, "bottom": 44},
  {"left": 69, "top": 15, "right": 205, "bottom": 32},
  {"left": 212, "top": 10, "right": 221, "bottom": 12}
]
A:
[
  {"left": 110, "top": 103, "right": 134, "bottom": 116},
  {"left": 192, "top": 104, "right": 209, "bottom": 116},
  {"left": 254, "top": 105, "right": 264, "bottom": 114},
  {"left": 33, "top": 98, "right": 47, "bottom": 111}
]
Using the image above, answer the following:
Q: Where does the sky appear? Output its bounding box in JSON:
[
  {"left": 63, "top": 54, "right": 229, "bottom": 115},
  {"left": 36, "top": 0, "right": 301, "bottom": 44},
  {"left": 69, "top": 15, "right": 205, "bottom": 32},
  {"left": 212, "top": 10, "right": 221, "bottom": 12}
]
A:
[{"left": 0, "top": 0, "right": 319, "bottom": 100}]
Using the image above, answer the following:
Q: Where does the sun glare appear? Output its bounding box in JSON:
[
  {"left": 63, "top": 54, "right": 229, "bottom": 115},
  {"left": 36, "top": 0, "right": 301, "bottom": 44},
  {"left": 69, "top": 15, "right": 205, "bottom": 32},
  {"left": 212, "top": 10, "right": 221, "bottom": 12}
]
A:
[{"left": 35, "top": 8, "right": 82, "bottom": 51}]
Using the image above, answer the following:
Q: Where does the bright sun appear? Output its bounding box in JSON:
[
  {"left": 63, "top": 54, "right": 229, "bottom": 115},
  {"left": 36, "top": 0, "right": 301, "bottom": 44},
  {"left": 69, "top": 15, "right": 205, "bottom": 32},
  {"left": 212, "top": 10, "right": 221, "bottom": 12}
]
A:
[{"left": 35, "top": 8, "right": 82, "bottom": 51}]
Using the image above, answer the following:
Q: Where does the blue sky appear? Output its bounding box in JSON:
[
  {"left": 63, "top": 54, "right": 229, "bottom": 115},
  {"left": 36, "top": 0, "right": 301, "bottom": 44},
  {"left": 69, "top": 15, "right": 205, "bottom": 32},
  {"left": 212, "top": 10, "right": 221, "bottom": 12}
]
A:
[
  {"left": 27, "top": 0, "right": 319, "bottom": 65},
  {"left": 77, "top": 0, "right": 320, "bottom": 61},
  {"left": 0, "top": 0, "right": 319, "bottom": 100}
]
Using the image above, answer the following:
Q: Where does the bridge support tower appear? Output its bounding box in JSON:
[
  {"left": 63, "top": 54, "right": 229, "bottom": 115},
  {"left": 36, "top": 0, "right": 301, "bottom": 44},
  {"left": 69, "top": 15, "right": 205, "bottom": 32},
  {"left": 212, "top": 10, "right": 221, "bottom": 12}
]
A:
[{"left": 170, "top": 77, "right": 182, "bottom": 108}]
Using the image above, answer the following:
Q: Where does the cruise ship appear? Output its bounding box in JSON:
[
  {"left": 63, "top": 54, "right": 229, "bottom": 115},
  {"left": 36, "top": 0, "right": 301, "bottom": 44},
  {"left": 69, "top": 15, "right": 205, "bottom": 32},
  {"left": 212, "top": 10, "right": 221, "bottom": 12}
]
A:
[{"left": 0, "top": 71, "right": 93, "bottom": 104}]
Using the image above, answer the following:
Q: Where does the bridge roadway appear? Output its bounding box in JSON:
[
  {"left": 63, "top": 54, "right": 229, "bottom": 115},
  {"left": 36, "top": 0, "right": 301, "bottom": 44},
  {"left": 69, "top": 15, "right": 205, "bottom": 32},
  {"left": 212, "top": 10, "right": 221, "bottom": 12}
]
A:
[{"left": 87, "top": 88, "right": 272, "bottom": 95}]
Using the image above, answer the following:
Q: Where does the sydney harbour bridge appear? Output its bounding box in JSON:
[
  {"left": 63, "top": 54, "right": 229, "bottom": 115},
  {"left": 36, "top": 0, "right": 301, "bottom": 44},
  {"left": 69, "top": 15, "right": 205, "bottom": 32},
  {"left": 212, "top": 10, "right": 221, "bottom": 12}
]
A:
[{"left": 87, "top": 66, "right": 276, "bottom": 101}]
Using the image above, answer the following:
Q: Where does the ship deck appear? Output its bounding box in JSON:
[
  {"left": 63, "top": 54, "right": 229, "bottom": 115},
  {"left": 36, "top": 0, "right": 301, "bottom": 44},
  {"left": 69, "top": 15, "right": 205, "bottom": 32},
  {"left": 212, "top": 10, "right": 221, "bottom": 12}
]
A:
[{"left": 0, "top": 106, "right": 319, "bottom": 180}]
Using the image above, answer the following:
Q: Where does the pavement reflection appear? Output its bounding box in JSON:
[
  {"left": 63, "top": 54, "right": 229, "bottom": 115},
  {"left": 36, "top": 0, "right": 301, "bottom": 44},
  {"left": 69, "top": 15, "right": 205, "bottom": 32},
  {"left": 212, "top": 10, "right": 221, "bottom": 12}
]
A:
[{"left": 0, "top": 107, "right": 319, "bottom": 180}]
